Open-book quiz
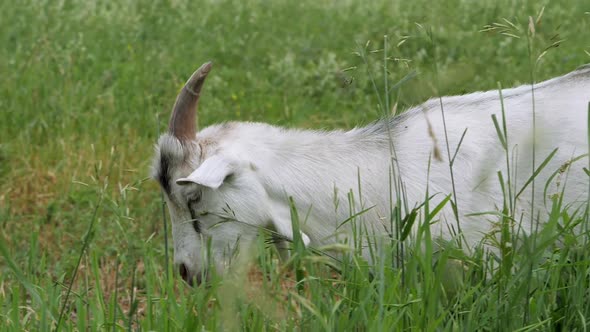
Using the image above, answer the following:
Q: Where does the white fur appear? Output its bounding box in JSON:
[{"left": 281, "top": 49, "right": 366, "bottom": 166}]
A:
[{"left": 153, "top": 65, "right": 590, "bottom": 282}]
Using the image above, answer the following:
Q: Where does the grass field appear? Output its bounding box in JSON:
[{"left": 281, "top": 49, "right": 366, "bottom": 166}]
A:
[{"left": 1, "top": 0, "right": 590, "bottom": 330}]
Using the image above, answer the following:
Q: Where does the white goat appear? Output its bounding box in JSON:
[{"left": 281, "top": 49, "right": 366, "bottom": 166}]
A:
[{"left": 152, "top": 62, "right": 590, "bottom": 285}]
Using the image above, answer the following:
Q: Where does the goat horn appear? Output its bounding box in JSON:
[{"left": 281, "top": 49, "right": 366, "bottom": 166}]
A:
[{"left": 168, "top": 61, "right": 212, "bottom": 141}]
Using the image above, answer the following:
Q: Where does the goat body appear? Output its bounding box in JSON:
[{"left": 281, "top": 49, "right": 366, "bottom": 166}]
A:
[{"left": 153, "top": 62, "right": 590, "bottom": 285}]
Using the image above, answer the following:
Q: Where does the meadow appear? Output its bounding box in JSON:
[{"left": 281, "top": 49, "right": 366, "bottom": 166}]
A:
[{"left": 1, "top": 0, "right": 590, "bottom": 330}]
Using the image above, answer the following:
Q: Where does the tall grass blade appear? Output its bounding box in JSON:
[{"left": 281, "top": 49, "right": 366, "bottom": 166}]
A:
[{"left": 56, "top": 192, "right": 104, "bottom": 330}]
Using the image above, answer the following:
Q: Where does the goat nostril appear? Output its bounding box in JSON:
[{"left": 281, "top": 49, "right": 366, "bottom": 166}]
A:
[{"left": 179, "top": 263, "right": 189, "bottom": 282}]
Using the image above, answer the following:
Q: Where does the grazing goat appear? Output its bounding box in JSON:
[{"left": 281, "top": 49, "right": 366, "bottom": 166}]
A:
[{"left": 152, "top": 62, "right": 590, "bottom": 285}]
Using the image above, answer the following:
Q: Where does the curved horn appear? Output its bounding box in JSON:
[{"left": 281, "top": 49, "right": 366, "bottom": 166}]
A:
[{"left": 168, "top": 62, "right": 212, "bottom": 141}]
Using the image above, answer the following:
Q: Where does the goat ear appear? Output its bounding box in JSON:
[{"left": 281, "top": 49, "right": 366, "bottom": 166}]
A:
[{"left": 176, "top": 155, "right": 233, "bottom": 189}]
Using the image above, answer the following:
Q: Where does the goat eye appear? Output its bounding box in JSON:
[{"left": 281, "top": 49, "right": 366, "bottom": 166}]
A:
[{"left": 187, "top": 193, "right": 202, "bottom": 205}]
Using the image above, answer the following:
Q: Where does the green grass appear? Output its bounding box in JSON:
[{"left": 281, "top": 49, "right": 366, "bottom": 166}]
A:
[{"left": 1, "top": 0, "right": 590, "bottom": 330}]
